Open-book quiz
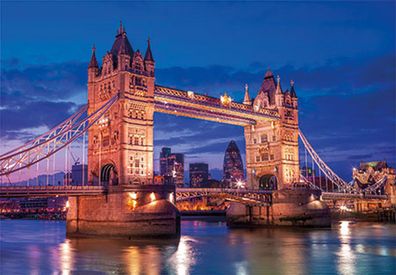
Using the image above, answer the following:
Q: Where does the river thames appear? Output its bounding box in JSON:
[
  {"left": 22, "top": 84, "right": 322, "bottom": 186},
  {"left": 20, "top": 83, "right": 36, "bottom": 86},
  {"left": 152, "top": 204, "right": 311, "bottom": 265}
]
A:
[{"left": 0, "top": 219, "right": 395, "bottom": 274}]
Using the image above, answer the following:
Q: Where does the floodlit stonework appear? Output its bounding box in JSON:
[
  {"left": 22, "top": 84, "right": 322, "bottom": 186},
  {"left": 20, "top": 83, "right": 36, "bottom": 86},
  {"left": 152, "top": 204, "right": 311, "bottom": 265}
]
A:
[
  {"left": 69, "top": 23, "right": 302, "bottom": 237},
  {"left": 87, "top": 23, "right": 155, "bottom": 186},
  {"left": 244, "top": 74, "right": 300, "bottom": 189},
  {"left": 86, "top": 23, "right": 299, "bottom": 192}
]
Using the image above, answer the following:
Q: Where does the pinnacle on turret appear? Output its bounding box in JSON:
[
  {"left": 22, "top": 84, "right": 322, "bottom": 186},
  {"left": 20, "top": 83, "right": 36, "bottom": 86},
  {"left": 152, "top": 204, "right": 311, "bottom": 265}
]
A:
[
  {"left": 110, "top": 22, "right": 134, "bottom": 58},
  {"left": 243, "top": 84, "right": 252, "bottom": 105},
  {"left": 275, "top": 75, "right": 282, "bottom": 94},
  {"left": 117, "top": 21, "right": 125, "bottom": 36},
  {"left": 290, "top": 80, "right": 297, "bottom": 98},
  {"left": 144, "top": 38, "right": 154, "bottom": 62},
  {"left": 88, "top": 45, "right": 98, "bottom": 68}
]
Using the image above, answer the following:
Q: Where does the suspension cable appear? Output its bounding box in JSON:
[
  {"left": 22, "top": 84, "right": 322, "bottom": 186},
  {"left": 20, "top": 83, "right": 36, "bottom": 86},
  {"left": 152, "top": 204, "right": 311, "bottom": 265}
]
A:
[{"left": 0, "top": 93, "right": 119, "bottom": 177}]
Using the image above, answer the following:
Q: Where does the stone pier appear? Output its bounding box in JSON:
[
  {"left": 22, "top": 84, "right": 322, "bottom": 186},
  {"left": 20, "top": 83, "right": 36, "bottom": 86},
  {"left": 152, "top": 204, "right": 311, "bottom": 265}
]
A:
[
  {"left": 66, "top": 185, "right": 180, "bottom": 238},
  {"left": 226, "top": 188, "right": 331, "bottom": 228}
]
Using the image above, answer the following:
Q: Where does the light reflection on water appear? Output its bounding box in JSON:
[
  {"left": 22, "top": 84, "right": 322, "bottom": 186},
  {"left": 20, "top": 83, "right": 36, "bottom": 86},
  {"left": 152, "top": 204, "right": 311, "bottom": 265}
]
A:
[
  {"left": 1, "top": 219, "right": 395, "bottom": 274},
  {"left": 337, "top": 221, "right": 356, "bottom": 275}
]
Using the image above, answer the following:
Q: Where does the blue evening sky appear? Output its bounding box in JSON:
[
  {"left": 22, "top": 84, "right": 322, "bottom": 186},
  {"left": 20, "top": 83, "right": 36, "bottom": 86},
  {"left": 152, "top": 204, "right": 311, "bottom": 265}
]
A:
[{"left": 1, "top": 1, "right": 395, "bottom": 180}]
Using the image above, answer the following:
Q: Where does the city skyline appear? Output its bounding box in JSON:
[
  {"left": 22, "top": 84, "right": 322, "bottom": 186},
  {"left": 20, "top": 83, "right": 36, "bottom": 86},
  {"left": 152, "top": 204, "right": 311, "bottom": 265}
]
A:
[{"left": 1, "top": 1, "right": 395, "bottom": 181}]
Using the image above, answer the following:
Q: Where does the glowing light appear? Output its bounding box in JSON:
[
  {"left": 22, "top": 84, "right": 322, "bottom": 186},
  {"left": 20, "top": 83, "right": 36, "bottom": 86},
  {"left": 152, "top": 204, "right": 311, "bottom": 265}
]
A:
[
  {"left": 65, "top": 200, "right": 70, "bottom": 209},
  {"left": 220, "top": 92, "right": 232, "bottom": 107},
  {"left": 150, "top": 192, "right": 156, "bottom": 202},
  {"left": 129, "top": 192, "right": 137, "bottom": 200},
  {"left": 98, "top": 117, "right": 110, "bottom": 128},
  {"left": 236, "top": 180, "right": 245, "bottom": 189},
  {"left": 339, "top": 205, "right": 351, "bottom": 212},
  {"left": 169, "top": 192, "right": 174, "bottom": 204},
  {"left": 127, "top": 192, "right": 138, "bottom": 209},
  {"left": 187, "top": 91, "right": 194, "bottom": 98}
]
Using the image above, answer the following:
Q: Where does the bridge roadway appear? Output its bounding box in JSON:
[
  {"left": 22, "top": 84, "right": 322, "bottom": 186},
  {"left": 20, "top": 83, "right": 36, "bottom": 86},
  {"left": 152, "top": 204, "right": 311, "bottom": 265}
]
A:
[{"left": 0, "top": 186, "right": 388, "bottom": 201}]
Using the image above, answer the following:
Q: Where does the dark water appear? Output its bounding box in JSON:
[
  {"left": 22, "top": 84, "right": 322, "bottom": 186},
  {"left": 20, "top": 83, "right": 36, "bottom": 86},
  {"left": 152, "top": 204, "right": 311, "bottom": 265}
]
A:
[{"left": 0, "top": 219, "right": 395, "bottom": 275}]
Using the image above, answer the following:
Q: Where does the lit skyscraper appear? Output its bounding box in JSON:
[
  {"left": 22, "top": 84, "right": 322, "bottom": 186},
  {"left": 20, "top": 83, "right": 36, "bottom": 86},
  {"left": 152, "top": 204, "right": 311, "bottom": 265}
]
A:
[
  {"left": 159, "top": 147, "right": 184, "bottom": 187},
  {"left": 223, "top": 140, "right": 244, "bottom": 188},
  {"left": 160, "top": 147, "right": 172, "bottom": 176},
  {"left": 189, "top": 163, "right": 209, "bottom": 188}
]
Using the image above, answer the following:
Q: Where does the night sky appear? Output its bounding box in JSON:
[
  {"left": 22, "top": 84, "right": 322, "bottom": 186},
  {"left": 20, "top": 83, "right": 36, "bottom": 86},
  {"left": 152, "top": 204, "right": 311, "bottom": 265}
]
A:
[{"left": 1, "top": 1, "right": 395, "bottom": 181}]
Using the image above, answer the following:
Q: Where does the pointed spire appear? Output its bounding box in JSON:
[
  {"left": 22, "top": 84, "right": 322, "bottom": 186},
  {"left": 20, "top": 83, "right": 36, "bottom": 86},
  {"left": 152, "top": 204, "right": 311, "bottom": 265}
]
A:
[
  {"left": 144, "top": 38, "right": 154, "bottom": 62},
  {"left": 275, "top": 75, "right": 282, "bottom": 94},
  {"left": 117, "top": 21, "right": 125, "bottom": 35},
  {"left": 88, "top": 44, "right": 98, "bottom": 68},
  {"left": 290, "top": 80, "right": 297, "bottom": 98},
  {"left": 243, "top": 84, "right": 251, "bottom": 105},
  {"left": 264, "top": 68, "right": 273, "bottom": 79}
]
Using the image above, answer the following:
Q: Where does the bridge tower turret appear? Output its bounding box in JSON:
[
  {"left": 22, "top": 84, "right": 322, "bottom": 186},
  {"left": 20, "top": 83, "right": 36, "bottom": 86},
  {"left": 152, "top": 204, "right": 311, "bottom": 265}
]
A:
[
  {"left": 88, "top": 45, "right": 99, "bottom": 82},
  {"left": 144, "top": 38, "right": 155, "bottom": 76},
  {"left": 87, "top": 23, "right": 155, "bottom": 186},
  {"left": 244, "top": 71, "right": 300, "bottom": 190}
]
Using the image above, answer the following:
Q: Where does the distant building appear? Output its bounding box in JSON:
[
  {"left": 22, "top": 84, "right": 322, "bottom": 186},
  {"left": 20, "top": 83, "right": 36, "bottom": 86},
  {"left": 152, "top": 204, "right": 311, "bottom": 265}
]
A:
[
  {"left": 223, "top": 140, "right": 244, "bottom": 188},
  {"left": 71, "top": 164, "right": 88, "bottom": 185},
  {"left": 189, "top": 163, "right": 209, "bottom": 187},
  {"left": 202, "top": 179, "right": 224, "bottom": 188},
  {"left": 353, "top": 161, "right": 392, "bottom": 193},
  {"left": 169, "top": 153, "right": 184, "bottom": 187},
  {"left": 159, "top": 147, "right": 185, "bottom": 187},
  {"left": 160, "top": 147, "right": 172, "bottom": 176},
  {"left": 301, "top": 166, "right": 338, "bottom": 192},
  {"left": 64, "top": 172, "right": 72, "bottom": 185},
  {"left": 301, "top": 166, "right": 315, "bottom": 177}
]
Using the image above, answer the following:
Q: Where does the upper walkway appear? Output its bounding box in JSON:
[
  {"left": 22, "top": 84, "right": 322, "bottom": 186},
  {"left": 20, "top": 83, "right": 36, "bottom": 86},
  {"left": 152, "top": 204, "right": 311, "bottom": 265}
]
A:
[{"left": 154, "top": 85, "right": 280, "bottom": 126}]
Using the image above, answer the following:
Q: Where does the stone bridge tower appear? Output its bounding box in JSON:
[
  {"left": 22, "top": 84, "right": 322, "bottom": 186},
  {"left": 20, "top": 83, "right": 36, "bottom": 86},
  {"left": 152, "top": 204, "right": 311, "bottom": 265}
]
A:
[
  {"left": 87, "top": 23, "right": 155, "bottom": 186},
  {"left": 67, "top": 23, "right": 178, "bottom": 238},
  {"left": 244, "top": 71, "right": 300, "bottom": 190}
]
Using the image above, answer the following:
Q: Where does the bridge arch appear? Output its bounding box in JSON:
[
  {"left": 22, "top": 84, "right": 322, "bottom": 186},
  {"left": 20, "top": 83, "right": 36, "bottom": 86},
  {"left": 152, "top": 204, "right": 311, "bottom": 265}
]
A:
[
  {"left": 259, "top": 174, "right": 278, "bottom": 190},
  {"left": 101, "top": 163, "right": 118, "bottom": 186}
]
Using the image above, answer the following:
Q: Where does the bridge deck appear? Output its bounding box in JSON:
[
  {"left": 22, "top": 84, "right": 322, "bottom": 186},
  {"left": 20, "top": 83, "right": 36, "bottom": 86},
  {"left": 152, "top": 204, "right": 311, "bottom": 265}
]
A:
[
  {"left": 0, "top": 186, "right": 105, "bottom": 197},
  {"left": 154, "top": 85, "right": 280, "bottom": 126},
  {"left": 321, "top": 192, "right": 388, "bottom": 200},
  {"left": 0, "top": 186, "right": 387, "bottom": 201}
]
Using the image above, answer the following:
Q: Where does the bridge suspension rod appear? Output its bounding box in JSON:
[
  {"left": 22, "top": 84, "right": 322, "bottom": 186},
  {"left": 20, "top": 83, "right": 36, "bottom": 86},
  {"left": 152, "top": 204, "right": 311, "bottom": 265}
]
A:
[
  {"left": 0, "top": 94, "right": 119, "bottom": 177},
  {"left": 298, "top": 129, "right": 354, "bottom": 192},
  {"left": 0, "top": 105, "right": 88, "bottom": 159}
]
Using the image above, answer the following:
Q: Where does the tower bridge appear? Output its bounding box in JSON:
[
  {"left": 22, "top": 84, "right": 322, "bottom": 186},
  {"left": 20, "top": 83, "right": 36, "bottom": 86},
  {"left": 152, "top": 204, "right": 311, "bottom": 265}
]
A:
[{"left": 0, "top": 23, "right": 394, "bottom": 236}]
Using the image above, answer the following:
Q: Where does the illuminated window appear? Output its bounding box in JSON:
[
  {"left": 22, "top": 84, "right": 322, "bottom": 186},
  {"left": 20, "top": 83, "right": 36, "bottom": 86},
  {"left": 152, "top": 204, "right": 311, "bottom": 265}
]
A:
[{"left": 261, "top": 134, "right": 267, "bottom": 143}]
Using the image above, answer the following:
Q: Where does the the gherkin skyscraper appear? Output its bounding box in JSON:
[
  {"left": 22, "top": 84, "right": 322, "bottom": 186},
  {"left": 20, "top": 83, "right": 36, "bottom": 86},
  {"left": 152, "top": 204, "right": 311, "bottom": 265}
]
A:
[{"left": 223, "top": 140, "right": 244, "bottom": 188}]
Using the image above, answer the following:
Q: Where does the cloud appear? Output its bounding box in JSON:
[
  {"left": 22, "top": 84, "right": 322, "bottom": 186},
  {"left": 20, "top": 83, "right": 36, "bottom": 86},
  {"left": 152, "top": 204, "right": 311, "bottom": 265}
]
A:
[{"left": 0, "top": 59, "right": 87, "bottom": 144}]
